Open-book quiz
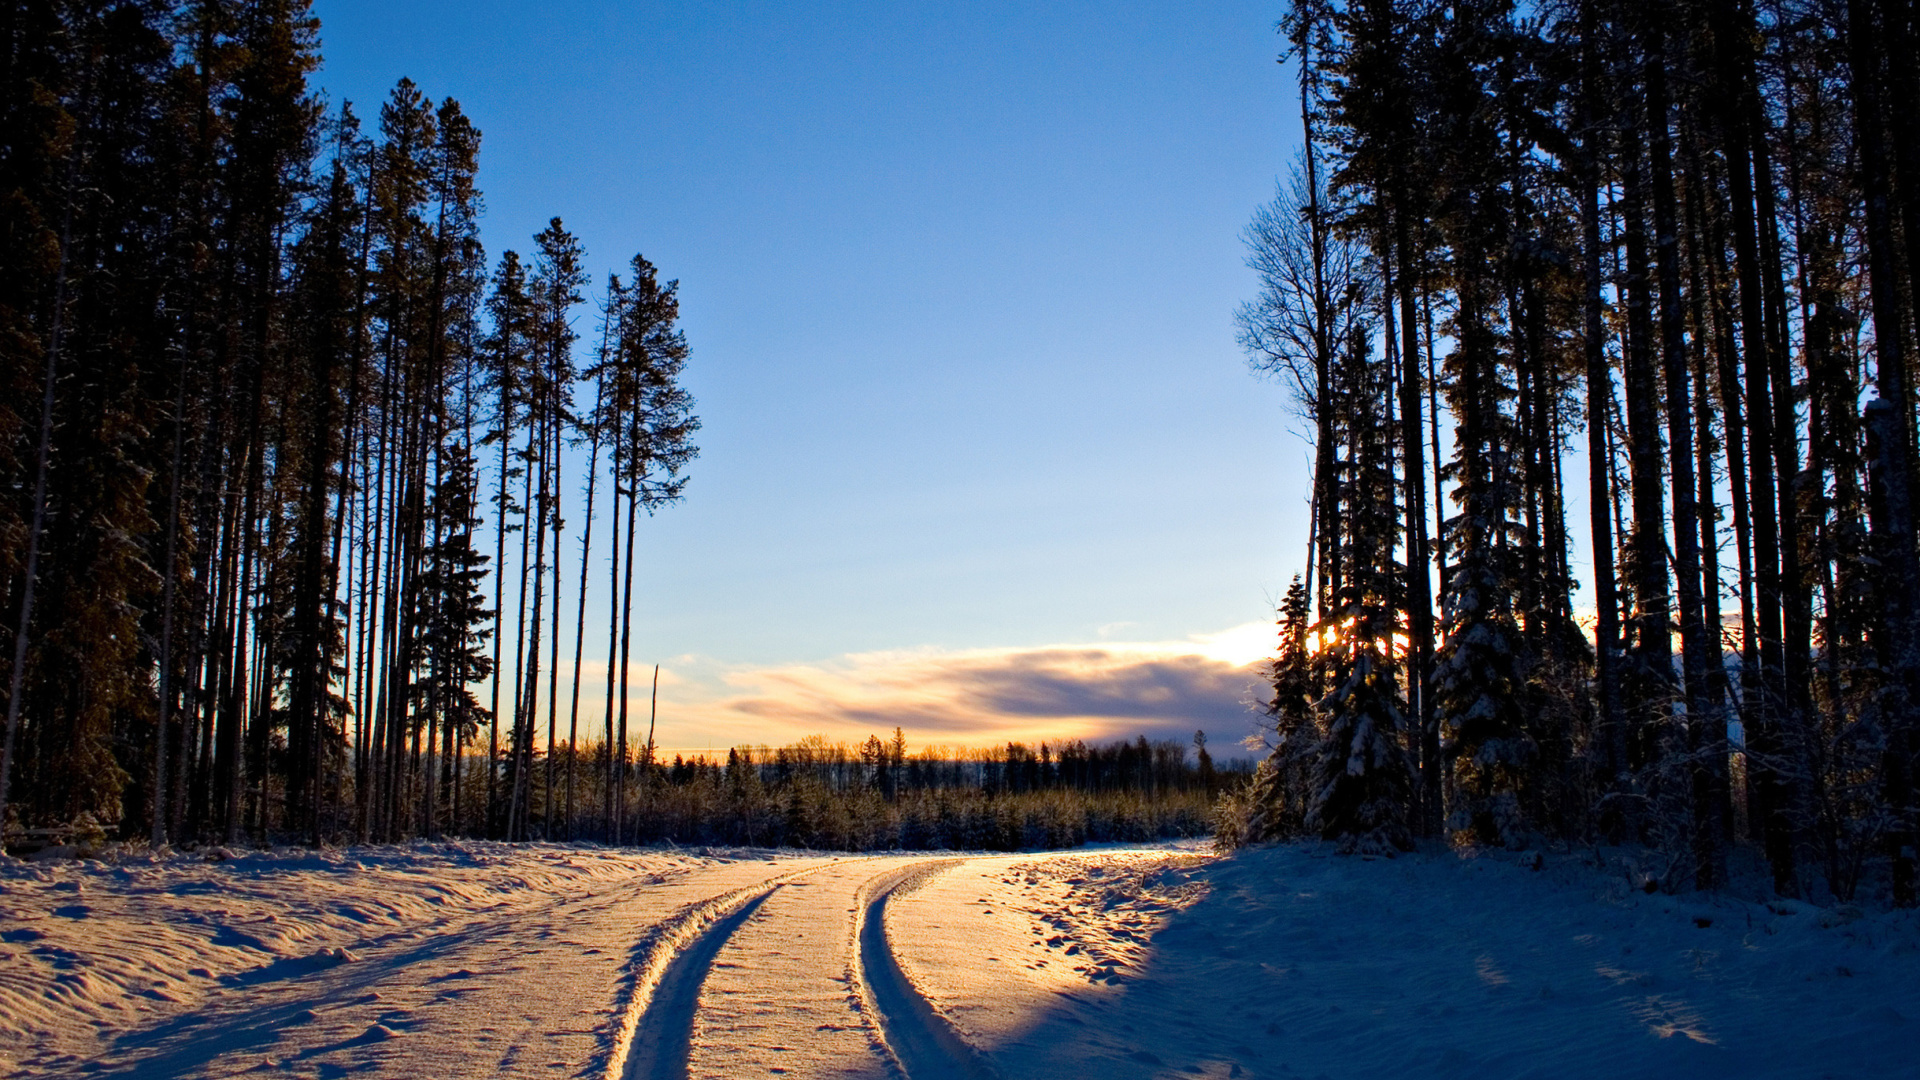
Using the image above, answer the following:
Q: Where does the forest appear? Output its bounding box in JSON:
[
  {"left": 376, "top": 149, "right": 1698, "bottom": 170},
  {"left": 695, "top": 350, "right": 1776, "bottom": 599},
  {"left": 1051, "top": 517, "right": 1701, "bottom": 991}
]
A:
[
  {"left": 0, "top": 0, "right": 710, "bottom": 849},
  {"left": 0, "top": 0, "right": 1239, "bottom": 856},
  {"left": 1225, "top": 0, "right": 1920, "bottom": 904},
  {"left": 572, "top": 733, "right": 1226, "bottom": 852},
  {"left": 12, "top": 0, "right": 1920, "bottom": 904}
]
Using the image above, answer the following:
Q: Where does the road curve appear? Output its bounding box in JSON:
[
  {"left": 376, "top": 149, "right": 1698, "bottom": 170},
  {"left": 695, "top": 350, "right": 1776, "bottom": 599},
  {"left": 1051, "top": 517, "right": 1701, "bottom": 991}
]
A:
[
  {"left": 599, "top": 860, "right": 844, "bottom": 1080},
  {"left": 682, "top": 858, "right": 910, "bottom": 1079},
  {"left": 606, "top": 855, "right": 1006, "bottom": 1080},
  {"left": 619, "top": 886, "right": 784, "bottom": 1080},
  {"left": 851, "top": 860, "right": 1002, "bottom": 1080}
]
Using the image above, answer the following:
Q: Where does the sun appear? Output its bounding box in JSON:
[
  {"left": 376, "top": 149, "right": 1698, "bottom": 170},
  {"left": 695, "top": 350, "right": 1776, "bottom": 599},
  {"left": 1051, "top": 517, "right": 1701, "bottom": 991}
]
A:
[{"left": 1191, "top": 622, "right": 1283, "bottom": 667}]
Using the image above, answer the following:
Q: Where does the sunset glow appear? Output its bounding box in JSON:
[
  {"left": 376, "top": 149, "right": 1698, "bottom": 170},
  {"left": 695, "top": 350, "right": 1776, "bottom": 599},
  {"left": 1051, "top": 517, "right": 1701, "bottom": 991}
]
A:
[{"left": 611, "top": 624, "right": 1278, "bottom": 757}]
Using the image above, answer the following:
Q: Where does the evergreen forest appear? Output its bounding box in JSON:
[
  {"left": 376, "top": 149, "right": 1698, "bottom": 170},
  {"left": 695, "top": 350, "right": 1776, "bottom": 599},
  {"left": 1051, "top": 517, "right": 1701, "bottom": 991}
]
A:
[
  {"left": 0, "top": 0, "right": 710, "bottom": 848},
  {"left": 13, "top": 0, "right": 1920, "bottom": 905},
  {"left": 1228, "top": 0, "right": 1920, "bottom": 905}
]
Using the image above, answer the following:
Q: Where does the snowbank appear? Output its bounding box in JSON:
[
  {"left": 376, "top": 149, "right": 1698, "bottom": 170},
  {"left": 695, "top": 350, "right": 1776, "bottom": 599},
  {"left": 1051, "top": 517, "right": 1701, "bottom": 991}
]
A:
[
  {"left": 0, "top": 842, "right": 700, "bottom": 1075},
  {"left": 896, "top": 843, "right": 1920, "bottom": 1078}
]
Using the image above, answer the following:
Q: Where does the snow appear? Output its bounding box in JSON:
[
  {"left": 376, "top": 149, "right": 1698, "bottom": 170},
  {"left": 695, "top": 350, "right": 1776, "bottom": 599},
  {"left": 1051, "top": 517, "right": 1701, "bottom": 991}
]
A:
[
  {"left": 0, "top": 843, "right": 821, "bottom": 1078},
  {"left": 894, "top": 844, "right": 1920, "bottom": 1079},
  {"left": 3, "top": 840, "right": 1916, "bottom": 1078}
]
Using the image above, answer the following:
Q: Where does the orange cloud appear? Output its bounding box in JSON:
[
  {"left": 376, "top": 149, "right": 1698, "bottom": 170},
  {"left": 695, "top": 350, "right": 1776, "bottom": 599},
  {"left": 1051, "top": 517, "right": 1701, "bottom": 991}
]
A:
[{"left": 632, "top": 624, "right": 1279, "bottom": 757}]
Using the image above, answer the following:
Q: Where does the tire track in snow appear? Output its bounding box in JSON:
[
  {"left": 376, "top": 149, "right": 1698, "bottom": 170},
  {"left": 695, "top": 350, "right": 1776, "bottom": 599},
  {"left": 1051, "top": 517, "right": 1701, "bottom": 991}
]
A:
[
  {"left": 596, "top": 860, "right": 840, "bottom": 1080},
  {"left": 851, "top": 859, "right": 1002, "bottom": 1080},
  {"left": 620, "top": 888, "right": 781, "bottom": 1080},
  {"left": 86, "top": 862, "right": 682, "bottom": 1080}
]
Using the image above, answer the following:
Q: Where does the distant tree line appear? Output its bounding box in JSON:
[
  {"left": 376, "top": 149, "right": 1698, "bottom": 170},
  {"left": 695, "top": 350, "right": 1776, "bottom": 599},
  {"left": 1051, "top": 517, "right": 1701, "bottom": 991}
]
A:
[
  {"left": 491, "top": 732, "right": 1239, "bottom": 852},
  {"left": 0, "top": 1, "right": 699, "bottom": 849},
  {"left": 1228, "top": 0, "right": 1920, "bottom": 905},
  {"left": 730, "top": 731, "right": 1240, "bottom": 800}
]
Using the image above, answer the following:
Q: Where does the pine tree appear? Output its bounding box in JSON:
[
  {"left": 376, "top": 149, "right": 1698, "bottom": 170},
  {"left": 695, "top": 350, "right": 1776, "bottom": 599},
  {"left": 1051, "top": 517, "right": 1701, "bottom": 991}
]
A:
[
  {"left": 505, "top": 217, "right": 583, "bottom": 840},
  {"left": 480, "top": 249, "right": 529, "bottom": 838},
  {"left": 282, "top": 157, "right": 360, "bottom": 842},
  {"left": 603, "top": 253, "right": 699, "bottom": 844},
  {"left": 1246, "top": 575, "right": 1318, "bottom": 841},
  {"left": 1307, "top": 325, "right": 1413, "bottom": 854},
  {"left": 414, "top": 441, "right": 493, "bottom": 837}
]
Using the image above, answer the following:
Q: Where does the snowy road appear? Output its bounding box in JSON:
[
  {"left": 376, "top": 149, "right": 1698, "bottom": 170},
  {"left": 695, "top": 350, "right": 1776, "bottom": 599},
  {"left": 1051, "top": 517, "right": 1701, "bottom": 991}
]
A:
[
  {"left": 604, "top": 851, "right": 1198, "bottom": 1080},
  {"left": 0, "top": 845, "right": 1206, "bottom": 1080},
  {"left": 6, "top": 842, "right": 1919, "bottom": 1079}
]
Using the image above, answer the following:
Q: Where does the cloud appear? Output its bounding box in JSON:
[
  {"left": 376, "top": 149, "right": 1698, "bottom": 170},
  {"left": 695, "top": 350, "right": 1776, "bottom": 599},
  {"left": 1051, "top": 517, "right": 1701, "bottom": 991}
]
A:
[{"left": 636, "top": 625, "right": 1278, "bottom": 756}]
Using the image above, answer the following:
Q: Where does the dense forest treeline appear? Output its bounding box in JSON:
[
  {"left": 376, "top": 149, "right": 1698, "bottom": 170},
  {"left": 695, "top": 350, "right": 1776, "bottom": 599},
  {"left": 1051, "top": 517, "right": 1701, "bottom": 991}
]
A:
[
  {"left": 0, "top": 0, "right": 703, "bottom": 848},
  {"left": 1229, "top": 0, "right": 1920, "bottom": 903},
  {"left": 425, "top": 732, "right": 1236, "bottom": 852}
]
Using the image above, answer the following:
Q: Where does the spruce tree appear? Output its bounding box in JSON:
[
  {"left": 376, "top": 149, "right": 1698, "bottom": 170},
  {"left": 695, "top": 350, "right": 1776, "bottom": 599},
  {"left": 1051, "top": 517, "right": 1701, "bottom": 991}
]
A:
[
  {"left": 414, "top": 441, "right": 493, "bottom": 837},
  {"left": 1307, "top": 326, "right": 1413, "bottom": 855}
]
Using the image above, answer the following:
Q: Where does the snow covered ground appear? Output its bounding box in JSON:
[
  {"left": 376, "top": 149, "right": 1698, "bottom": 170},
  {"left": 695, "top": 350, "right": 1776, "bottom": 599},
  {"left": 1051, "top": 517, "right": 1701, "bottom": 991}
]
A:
[{"left": 3, "top": 840, "right": 1916, "bottom": 1079}]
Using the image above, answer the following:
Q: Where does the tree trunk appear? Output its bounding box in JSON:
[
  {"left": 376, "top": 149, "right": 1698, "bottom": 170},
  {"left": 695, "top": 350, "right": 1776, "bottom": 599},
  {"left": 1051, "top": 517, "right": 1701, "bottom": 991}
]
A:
[
  {"left": 1580, "top": 0, "right": 1624, "bottom": 788},
  {"left": 1646, "top": 9, "right": 1722, "bottom": 886},
  {"left": 1847, "top": 0, "right": 1920, "bottom": 905},
  {"left": 1713, "top": 0, "right": 1798, "bottom": 893}
]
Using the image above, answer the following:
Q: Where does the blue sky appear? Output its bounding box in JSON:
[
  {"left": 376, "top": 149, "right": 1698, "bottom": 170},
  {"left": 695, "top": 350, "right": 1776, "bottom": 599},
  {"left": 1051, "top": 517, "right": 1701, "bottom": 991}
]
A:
[{"left": 311, "top": 0, "right": 1310, "bottom": 756}]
